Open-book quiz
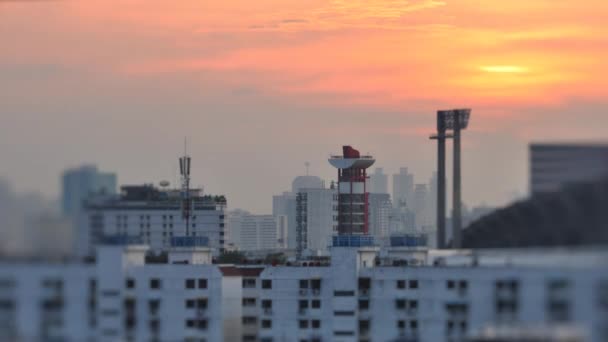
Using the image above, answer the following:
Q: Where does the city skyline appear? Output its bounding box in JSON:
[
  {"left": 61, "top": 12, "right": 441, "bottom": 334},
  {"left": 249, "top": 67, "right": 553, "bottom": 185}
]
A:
[{"left": 2, "top": 0, "right": 607, "bottom": 213}]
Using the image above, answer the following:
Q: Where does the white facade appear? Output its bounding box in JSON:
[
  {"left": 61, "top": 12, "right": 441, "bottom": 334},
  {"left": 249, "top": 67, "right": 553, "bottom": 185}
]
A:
[
  {"left": 393, "top": 168, "right": 414, "bottom": 208},
  {"left": 530, "top": 144, "right": 608, "bottom": 195},
  {"left": 272, "top": 192, "right": 297, "bottom": 249},
  {"left": 296, "top": 188, "right": 338, "bottom": 256},
  {"left": 79, "top": 185, "right": 226, "bottom": 257},
  {"left": 230, "top": 213, "right": 279, "bottom": 251},
  {"left": 368, "top": 193, "right": 391, "bottom": 241},
  {"left": 0, "top": 246, "right": 607, "bottom": 341},
  {"left": 368, "top": 168, "right": 388, "bottom": 194}
]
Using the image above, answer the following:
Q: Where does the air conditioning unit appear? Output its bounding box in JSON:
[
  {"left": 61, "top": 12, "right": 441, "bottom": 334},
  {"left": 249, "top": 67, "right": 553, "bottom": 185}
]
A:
[{"left": 299, "top": 289, "right": 308, "bottom": 296}]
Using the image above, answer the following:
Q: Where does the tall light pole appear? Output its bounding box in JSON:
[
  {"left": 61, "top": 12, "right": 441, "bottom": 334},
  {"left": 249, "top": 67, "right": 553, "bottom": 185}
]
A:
[
  {"left": 430, "top": 109, "right": 471, "bottom": 249},
  {"left": 451, "top": 109, "right": 471, "bottom": 249},
  {"left": 430, "top": 112, "right": 452, "bottom": 249}
]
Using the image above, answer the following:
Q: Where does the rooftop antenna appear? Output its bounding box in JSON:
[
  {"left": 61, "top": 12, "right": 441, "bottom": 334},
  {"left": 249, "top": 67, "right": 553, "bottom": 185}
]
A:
[
  {"left": 305, "top": 161, "right": 310, "bottom": 176},
  {"left": 179, "top": 137, "right": 192, "bottom": 236}
]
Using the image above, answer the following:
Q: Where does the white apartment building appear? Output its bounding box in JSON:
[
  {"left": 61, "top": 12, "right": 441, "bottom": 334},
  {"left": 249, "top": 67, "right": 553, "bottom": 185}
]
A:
[
  {"left": 229, "top": 213, "right": 279, "bottom": 251},
  {"left": 295, "top": 188, "right": 338, "bottom": 257},
  {"left": 368, "top": 168, "right": 389, "bottom": 194},
  {"left": 78, "top": 185, "right": 226, "bottom": 257},
  {"left": 368, "top": 193, "right": 392, "bottom": 242},
  {"left": 0, "top": 243, "right": 606, "bottom": 342}
]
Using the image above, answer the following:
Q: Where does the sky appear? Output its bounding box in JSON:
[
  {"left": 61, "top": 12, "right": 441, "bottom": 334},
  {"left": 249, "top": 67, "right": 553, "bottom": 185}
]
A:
[{"left": 1, "top": 0, "right": 607, "bottom": 213}]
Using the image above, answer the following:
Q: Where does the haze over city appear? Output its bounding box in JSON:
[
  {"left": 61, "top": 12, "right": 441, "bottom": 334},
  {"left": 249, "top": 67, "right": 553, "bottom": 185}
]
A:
[{"left": 2, "top": 0, "right": 608, "bottom": 213}]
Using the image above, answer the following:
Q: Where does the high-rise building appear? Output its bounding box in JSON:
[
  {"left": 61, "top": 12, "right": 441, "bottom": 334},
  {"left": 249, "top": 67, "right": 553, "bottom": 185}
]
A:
[
  {"left": 368, "top": 168, "right": 388, "bottom": 194},
  {"left": 295, "top": 187, "right": 337, "bottom": 256},
  {"left": 530, "top": 143, "right": 608, "bottom": 195},
  {"left": 79, "top": 185, "right": 226, "bottom": 257},
  {"left": 272, "top": 175, "right": 325, "bottom": 250},
  {"left": 276, "top": 215, "right": 288, "bottom": 249},
  {"left": 392, "top": 167, "right": 414, "bottom": 209},
  {"left": 229, "top": 213, "right": 278, "bottom": 251},
  {"left": 273, "top": 192, "right": 297, "bottom": 249},
  {"left": 61, "top": 165, "right": 117, "bottom": 217},
  {"left": 368, "top": 193, "right": 391, "bottom": 241},
  {"left": 413, "top": 184, "right": 431, "bottom": 230}
]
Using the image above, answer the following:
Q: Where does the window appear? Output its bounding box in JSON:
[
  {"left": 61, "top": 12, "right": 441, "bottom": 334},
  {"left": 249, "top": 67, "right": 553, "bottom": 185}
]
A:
[
  {"left": 396, "top": 299, "right": 406, "bottom": 309},
  {"left": 198, "top": 279, "right": 207, "bottom": 289},
  {"left": 397, "top": 280, "right": 406, "bottom": 289},
  {"left": 242, "top": 317, "right": 257, "bottom": 325},
  {"left": 149, "top": 300, "right": 160, "bottom": 314},
  {"left": 242, "top": 298, "right": 256, "bottom": 307},
  {"left": 312, "top": 320, "right": 321, "bottom": 329},
  {"left": 262, "top": 279, "right": 272, "bottom": 289},
  {"left": 300, "top": 279, "right": 309, "bottom": 289},
  {"left": 334, "top": 331, "right": 354, "bottom": 336},
  {"left": 410, "top": 320, "right": 418, "bottom": 329},
  {"left": 261, "top": 320, "right": 272, "bottom": 329},
  {"left": 186, "top": 299, "right": 195, "bottom": 308},
  {"left": 334, "top": 311, "right": 355, "bottom": 316},
  {"left": 150, "top": 279, "right": 161, "bottom": 290},
  {"left": 126, "top": 278, "right": 135, "bottom": 289},
  {"left": 299, "top": 320, "right": 309, "bottom": 329},
  {"left": 358, "top": 277, "right": 371, "bottom": 290},
  {"left": 242, "top": 278, "right": 256, "bottom": 289},
  {"left": 311, "top": 279, "right": 321, "bottom": 290},
  {"left": 410, "top": 300, "right": 418, "bottom": 310},
  {"left": 197, "top": 320, "right": 208, "bottom": 330},
  {"left": 186, "top": 279, "right": 195, "bottom": 289},
  {"left": 262, "top": 300, "right": 272, "bottom": 309},
  {"left": 398, "top": 320, "right": 406, "bottom": 329},
  {"left": 299, "top": 300, "right": 308, "bottom": 309},
  {"left": 311, "top": 300, "right": 321, "bottom": 309},
  {"left": 186, "top": 320, "right": 195, "bottom": 328},
  {"left": 359, "top": 320, "right": 370, "bottom": 332},
  {"left": 197, "top": 298, "right": 207, "bottom": 309},
  {"left": 447, "top": 280, "right": 455, "bottom": 289},
  {"left": 409, "top": 280, "right": 419, "bottom": 289},
  {"left": 359, "top": 299, "right": 369, "bottom": 310}
]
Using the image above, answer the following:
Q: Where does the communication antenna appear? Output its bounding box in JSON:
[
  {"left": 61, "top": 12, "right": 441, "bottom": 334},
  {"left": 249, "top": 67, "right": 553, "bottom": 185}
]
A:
[
  {"left": 179, "top": 138, "right": 192, "bottom": 236},
  {"left": 305, "top": 161, "right": 310, "bottom": 176}
]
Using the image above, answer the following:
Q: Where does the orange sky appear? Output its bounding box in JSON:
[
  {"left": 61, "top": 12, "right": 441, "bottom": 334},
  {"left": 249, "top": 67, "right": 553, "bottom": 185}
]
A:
[{"left": 1, "top": 0, "right": 608, "bottom": 211}]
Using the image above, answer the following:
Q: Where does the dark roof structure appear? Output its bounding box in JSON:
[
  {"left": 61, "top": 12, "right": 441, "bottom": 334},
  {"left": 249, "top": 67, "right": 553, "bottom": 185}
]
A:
[{"left": 462, "top": 178, "right": 608, "bottom": 248}]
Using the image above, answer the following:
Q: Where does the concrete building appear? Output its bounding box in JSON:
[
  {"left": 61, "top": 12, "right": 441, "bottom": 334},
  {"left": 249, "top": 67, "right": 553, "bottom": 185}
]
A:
[
  {"left": 272, "top": 192, "right": 297, "bottom": 249},
  {"left": 368, "top": 168, "right": 388, "bottom": 194},
  {"left": 530, "top": 143, "right": 608, "bottom": 195},
  {"left": 0, "top": 245, "right": 606, "bottom": 342},
  {"left": 62, "top": 165, "right": 117, "bottom": 218},
  {"left": 393, "top": 168, "right": 414, "bottom": 209},
  {"left": 413, "top": 184, "right": 431, "bottom": 231},
  {"left": 295, "top": 188, "right": 338, "bottom": 257},
  {"left": 367, "top": 193, "right": 391, "bottom": 242},
  {"left": 79, "top": 185, "right": 226, "bottom": 257},
  {"left": 229, "top": 213, "right": 279, "bottom": 251},
  {"left": 292, "top": 176, "right": 324, "bottom": 194}
]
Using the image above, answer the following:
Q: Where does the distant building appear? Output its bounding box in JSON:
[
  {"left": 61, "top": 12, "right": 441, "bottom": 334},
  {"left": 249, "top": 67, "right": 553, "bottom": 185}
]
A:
[
  {"left": 296, "top": 187, "right": 337, "bottom": 256},
  {"left": 413, "top": 184, "right": 431, "bottom": 230},
  {"left": 291, "top": 176, "right": 324, "bottom": 193},
  {"left": 368, "top": 193, "right": 391, "bottom": 241},
  {"left": 272, "top": 192, "right": 297, "bottom": 248},
  {"left": 272, "top": 175, "right": 325, "bottom": 250},
  {"left": 228, "top": 212, "right": 279, "bottom": 251},
  {"left": 392, "top": 167, "right": 414, "bottom": 208},
  {"left": 79, "top": 185, "right": 226, "bottom": 257},
  {"left": 61, "top": 165, "right": 117, "bottom": 217},
  {"left": 368, "top": 168, "right": 388, "bottom": 194},
  {"left": 276, "top": 215, "right": 288, "bottom": 249},
  {"left": 530, "top": 143, "right": 608, "bottom": 195}
]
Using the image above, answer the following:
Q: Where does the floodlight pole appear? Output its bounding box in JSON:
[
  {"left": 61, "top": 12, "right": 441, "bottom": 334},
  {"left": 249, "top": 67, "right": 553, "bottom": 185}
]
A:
[
  {"left": 430, "top": 114, "right": 452, "bottom": 250},
  {"left": 452, "top": 121, "right": 462, "bottom": 249}
]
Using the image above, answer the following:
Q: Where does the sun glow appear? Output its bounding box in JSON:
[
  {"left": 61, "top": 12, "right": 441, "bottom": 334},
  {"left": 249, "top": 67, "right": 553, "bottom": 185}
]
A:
[{"left": 480, "top": 65, "right": 529, "bottom": 74}]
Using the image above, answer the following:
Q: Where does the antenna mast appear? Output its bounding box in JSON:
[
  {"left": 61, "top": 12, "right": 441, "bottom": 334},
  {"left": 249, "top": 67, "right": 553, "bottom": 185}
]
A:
[{"left": 179, "top": 138, "right": 192, "bottom": 236}]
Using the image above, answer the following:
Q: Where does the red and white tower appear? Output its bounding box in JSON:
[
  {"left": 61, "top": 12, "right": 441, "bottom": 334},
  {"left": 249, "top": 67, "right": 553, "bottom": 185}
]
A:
[{"left": 329, "top": 146, "right": 375, "bottom": 235}]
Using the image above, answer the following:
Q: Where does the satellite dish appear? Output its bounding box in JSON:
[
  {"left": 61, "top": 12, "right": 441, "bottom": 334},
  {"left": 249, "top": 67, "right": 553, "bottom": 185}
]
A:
[{"left": 159, "top": 180, "right": 170, "bottom": 188}]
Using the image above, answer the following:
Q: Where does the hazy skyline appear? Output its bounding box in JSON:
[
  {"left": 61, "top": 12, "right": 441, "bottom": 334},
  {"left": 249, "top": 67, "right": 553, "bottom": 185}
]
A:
[{"left": 1, "top": 0, "right": 607, "bottom": 213}]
